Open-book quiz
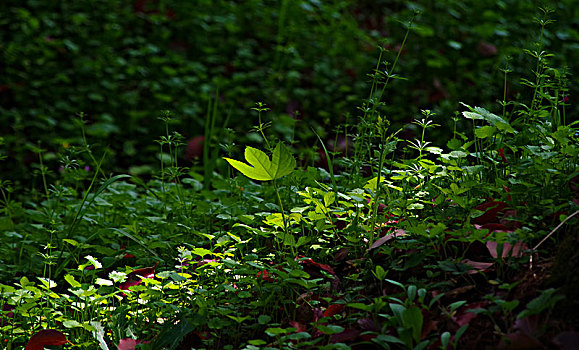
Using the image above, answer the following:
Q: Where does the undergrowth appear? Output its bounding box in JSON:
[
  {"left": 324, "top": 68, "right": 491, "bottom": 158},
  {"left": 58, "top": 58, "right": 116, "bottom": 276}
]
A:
[{"left": 0, "top": 7, "right": 577, "bottom": 350}]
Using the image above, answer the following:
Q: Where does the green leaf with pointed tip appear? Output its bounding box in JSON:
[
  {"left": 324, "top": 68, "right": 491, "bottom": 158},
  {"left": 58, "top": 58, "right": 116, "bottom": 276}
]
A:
[
  {"left": 473, "top": 106, "right": 507, "bottom": 125},
  {"left": 462, "top": 111, "right": 483, "bottom": 120},
  {"left": 224, "top": 143, "right": 296, "bottom": 181},
  {"left": 462, "top": 104, "right": 514, "bottom": 131}
]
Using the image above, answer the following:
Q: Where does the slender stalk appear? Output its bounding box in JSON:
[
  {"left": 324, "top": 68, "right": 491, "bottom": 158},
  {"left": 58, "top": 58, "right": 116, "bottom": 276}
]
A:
[
  {"left": 369, "top": 138, "right": 388, "bottom": 247},
  {"left": 273, "top": 179, "right": 294, "bottom": 257},
  {"left": 78, "top": 112, "right": 107, "bottom": 179}
]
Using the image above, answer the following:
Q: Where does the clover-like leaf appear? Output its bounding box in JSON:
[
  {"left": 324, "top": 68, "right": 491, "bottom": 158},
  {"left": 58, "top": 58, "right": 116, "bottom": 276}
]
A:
[{"left": 224, "top": 143, "right": 296, "bottom": 181}]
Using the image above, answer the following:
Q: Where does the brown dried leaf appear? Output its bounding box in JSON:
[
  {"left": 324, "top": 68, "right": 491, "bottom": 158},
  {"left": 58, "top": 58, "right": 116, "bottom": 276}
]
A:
[
  {"left": 462, "top": 259, "right": 494, "bottom": 274},
  {"left": 368, "top": 229, "right": 406, "bottom": 251}
]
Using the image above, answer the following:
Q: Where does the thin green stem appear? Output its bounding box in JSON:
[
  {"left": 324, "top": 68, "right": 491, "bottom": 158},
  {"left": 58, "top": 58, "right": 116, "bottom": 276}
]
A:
[
  {"left": 78, "top": 112, "right": 107, "bottom": 179},
  {"left": 369, "top": 135, "right": 388, "bottom": 248},
  {"left": 502, "top": 69, "right": 509, "bottom": 120},
  {"left": 273, "top": 180, "right": 294, "bottom": 257}
]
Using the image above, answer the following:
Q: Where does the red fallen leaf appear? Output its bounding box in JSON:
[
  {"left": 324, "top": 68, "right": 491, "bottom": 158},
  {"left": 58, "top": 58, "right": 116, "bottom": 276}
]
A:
[
  {"left": 118, "top": 338, "right": 151, "bottom": 350},
  {"left": 360, "top": 333, "right": 378, "bottom": 342},
  {"left": 299, "top": 258, "right": 336, "bottom": 276},
  {"left": 120, "top": 262, "right": 158, "bottom": 292},
  {"left": 513, "top": 316, "right": 541, "bottom": 336},
  {"left": 357, "top": 317, "right": 378, "bottom": 331},
  {"left": 333, "top": 248, "right": 349, "bottom": 262},
  {"left": 506, "top": 241, "right": 528, "bottom": 258},
  {"left": 369, "top": 229, "right": 406, "bottom": 251},
  {"left": 453, "top": 309, "right": 478, "bottom": 328},
  {"left": 313, "top": 307, "right": 324, "bottom": 322},
  {"left": 118, "top": 338, "right": 138, "bottom": 350},
  {"left": 323, "top": 304, "right": 345, "bottom": 318},
  {"left": 462, "top": 259, "right": 494, "bottom": 274},
  {"left": 500, "top": 209, "right": 520, "bottom": 229},
  {"left": 120, "top": 244, "right": 135, "bottom": 259},
  {"left": 366, "top": 198, "right": 387, "bottom": 212},
  {"left": 1, "top": 304, "right": 14, "bottom": 327},
  {"left": 453, "top": 301, "right": 489, "bottom": 327},
  {"left": 421, "top": 309, "right": 439, "bottom": 339},
  {"left": 257, "top": 270, "right": 275, "bottom": 282},
  {"left": 129, "top": 263, "right": 157, "bottom": 279},
  {"left": 497, "top": 316, "right": 546, "bottom": 349},
  {"left": 498, "top": 331, "right": 544, "bottom": 350},
  {"left": 486, "top": 241, "right": 528, "bottom": 259},
  {"left": 553, "top": 331, "right": 579, "bottom": 350},
  {"left": 25, "top": 329, "right": 69, "bottom": 350},
  {"left": 472, "top": 200, "right": 509, "bottom": 224},
  {"left": 289, "top": 321, "right": 308, "bottom": 333},
  {"left": 330, "top": 329, "right": 361, "bottom": 343}
]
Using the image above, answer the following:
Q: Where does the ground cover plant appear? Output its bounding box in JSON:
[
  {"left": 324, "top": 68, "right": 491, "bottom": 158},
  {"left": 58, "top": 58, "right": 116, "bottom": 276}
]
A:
[
  {"left": 1, "top": 3, "right": 578, "bottom": 350},
  {"left": 1, "top": 0, "right": 578, "bottom": 184}
]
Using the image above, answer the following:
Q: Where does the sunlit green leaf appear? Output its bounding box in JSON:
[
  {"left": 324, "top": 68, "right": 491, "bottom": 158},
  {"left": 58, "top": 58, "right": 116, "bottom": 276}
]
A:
[
  {"left": 64, "top": 274, "right": 81, "bottom": 288},
  {"left": 224, "top": 143, "right": 295, "bottom": 181},
  {"left": 474, "top": 126, "right": 496, "bottom": 138}
]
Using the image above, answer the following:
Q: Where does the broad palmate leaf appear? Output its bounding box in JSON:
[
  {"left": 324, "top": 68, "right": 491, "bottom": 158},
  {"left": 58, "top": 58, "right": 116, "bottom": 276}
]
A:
[{"left": 224, "top": 143, "right": 296, "bottom": 181}]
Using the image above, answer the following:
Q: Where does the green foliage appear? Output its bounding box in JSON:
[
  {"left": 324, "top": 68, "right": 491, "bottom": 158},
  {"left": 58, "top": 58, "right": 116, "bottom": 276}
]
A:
[
  {"left": 0, "top": 0, "right": 374, "bottom": 184},
  {"left": 0, "top": 2, "right": 578, "bottom": 349},
  {"left": 224, "top": 143, "right": 296, "bottom": 181}
]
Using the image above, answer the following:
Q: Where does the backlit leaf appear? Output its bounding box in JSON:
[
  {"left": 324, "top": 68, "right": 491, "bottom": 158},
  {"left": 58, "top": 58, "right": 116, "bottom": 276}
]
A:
[
  {"left": 474, "top": 126, "right": 496, "bottom": 138},
  {"left": 224, "top": 143, "right": 295, "bottom": 181},
  {"left": 64, "top": 274, "right": 81, "bottom": 288}
]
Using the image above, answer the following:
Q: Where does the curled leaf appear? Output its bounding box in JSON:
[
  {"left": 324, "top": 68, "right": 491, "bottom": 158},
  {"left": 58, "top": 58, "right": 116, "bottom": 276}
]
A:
[{"left": 462, "top": 259, "right": 493, "bottom": 274}]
